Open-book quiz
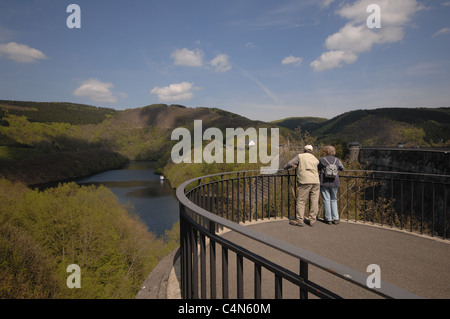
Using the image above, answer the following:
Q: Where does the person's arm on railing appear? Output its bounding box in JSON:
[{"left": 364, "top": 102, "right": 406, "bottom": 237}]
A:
[{"left": 284, "top": 156, "right": 299, "bottom": 170}]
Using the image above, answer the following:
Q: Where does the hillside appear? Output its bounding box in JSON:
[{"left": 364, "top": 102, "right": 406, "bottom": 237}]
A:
[
  {"left": 2, "top": 100, "right": 449, "bottom": 186},
  {"left": 274, "top": 107, "right": 450, "bottom": 147},
  {"left": 270, "top": 116, "right": 328, "bottom": 133},
  {"left": 0, "top": 101, "right": 300, "bottom": 185},
  {"left": 0, "top": 100, "right": 117, "bottom": 125},
  {"left": 0, "top": 179, "right": 179, "bottom": 298},
  {"left": 76, "top": 104, "right": 299, "bottom": 162}
]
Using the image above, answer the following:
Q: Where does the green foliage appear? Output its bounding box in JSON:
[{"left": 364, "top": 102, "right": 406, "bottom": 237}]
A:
[
  {"left": 0, "top": 223, "right": 60, "bottom": 298},
  {"left": 0, "top": 114, "right": 78, "bottom": 152},
  {"left": 0, "top": 100, "right": 117, "bottom": 125},
  {"left": 0, "top": 179, "right": 177, "bottom": 298},
  {"left": 0, "top": 114, "right": 129, "bottom": 185}
]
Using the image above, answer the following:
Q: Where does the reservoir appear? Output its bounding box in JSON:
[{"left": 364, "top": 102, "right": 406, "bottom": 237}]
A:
[{"left": 75, "top": 161, "right": 179, "bottom": 237}]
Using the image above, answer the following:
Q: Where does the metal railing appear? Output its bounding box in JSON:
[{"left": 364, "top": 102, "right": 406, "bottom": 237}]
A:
[
  {"left": 176, "top": 169, "right": 449, "bottom": 299},
  {"left": 338, "top": 170, "right": 449, "bottom": 239}
]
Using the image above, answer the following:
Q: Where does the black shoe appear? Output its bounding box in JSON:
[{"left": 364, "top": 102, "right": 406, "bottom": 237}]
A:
[
  {"left": 325, "top": 220, "right": 332, "bottom": 225},
  {"left": 332, "top": 220, "right": 340, "bottom": 225},
  {"left": 304, "top": 219, "right": 314, "bottom": 227}
]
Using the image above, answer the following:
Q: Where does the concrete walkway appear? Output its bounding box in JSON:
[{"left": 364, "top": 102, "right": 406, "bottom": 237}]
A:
[{"left": 137, "top": 219, "right": 450, "bottom": 299}]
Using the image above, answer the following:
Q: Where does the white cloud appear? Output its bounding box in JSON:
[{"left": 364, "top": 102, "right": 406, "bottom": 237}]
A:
[
  {"left": 171, "top": 48, "right": 232, "bottom": 73},
  {"left": 73, "top": 79, "right": 118, "bottom": 103},
  {"left": 337, "top": 0, "right": 420, "bottom": 26},
  {"left": 325, "top": 23, "right": 380, "bottom": 53},
  {"left": 310, "top": 50, "right": 358, "bottom": 72},
  {"left": 311, "top": 0, "right": 423, "bottom": 71},
  {"left": 432, "top": 27, "right": 450, "bottom": 38},
  {"left": 210, "top": 53, "right": 231, "bottom": 73},
  {"left": 0, "top": 42, "right": 46, "bottom": 63},
  {"left": 171, "top": 48, "right": 204, "bottom": 67},
  {"left": 282, "top": 55, "right": 303, "bottom": 66},
  {"left": 150, "top": 82, "right": 196, "bottom": 102}
]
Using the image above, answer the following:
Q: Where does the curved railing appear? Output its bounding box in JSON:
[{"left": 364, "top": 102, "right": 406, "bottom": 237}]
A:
[{"left": 176, "top": 169, "right": 449, "bottom": 299}]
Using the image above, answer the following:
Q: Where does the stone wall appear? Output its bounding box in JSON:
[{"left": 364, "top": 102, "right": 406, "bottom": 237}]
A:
[{"left": 350, "top": 146, "right": 450, "bottom": 176}]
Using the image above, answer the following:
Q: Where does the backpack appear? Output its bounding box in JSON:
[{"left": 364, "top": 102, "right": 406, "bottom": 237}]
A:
[{"left": 323, "top": 157, "right": 338, "bottom": 179}]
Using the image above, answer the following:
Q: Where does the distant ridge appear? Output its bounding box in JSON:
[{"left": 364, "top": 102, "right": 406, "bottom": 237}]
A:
[
  {"left": 270, "top": 116, "right": 328, "bottom": 132},
  {"left": 0, "top": 100, "right": 117, "bottom": 125},
  {"left": 274, "top": 107, "right": 450, "bottom": 147}
]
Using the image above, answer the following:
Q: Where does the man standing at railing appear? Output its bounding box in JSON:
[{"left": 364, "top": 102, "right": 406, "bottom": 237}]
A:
[{"left": 284, "top": 145, "right": 320, "bottom": 227}]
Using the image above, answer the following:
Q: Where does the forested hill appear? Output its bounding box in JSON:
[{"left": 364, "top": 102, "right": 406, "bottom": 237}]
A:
[
  {"left": 273, "top": 107, "right": 450, "bottom": 147},
  {"left": 1, "top": 100, "right": 449, "bottom": 185},
  {"left": 270, "top": 116, "right": 328, "bottom": 133},
  {"left": 0, "top": 100, "right": 117, "bottom": 125},
  {"left": 0, "top": 101, "right": 299, "bottom": 186}
]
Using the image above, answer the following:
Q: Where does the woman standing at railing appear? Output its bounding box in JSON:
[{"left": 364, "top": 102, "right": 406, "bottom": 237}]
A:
[{"left": 319, "top": 145, "right": 345, "bottom": 225}]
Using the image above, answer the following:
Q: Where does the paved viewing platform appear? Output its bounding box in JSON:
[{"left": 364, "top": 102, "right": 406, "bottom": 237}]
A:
[{"left": 137, "top": 218, "right": 450, "bottom": 299}]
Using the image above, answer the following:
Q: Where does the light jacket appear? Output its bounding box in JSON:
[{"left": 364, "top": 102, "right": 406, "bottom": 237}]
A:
[{"left": 284, "top": 152, "right": 320, "bottom": 185}]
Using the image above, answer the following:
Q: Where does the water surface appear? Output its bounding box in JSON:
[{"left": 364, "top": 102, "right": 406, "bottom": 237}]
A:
[{"left": 76, "top": 161, "right": 179, "bottom": 237}]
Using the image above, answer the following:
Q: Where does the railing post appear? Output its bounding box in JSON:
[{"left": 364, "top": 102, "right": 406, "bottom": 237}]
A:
[
  {"left": 237, "top": 173, "right": 240, "bottom": 223},
  {"left": 200, "top": 233, "right": 206, "bottom": 299},
  {"left": 275, "top": 274, "right": 282, "bottom": 299},
  {"left": 243, "top": 172, "right": 246, "bottom": 223},
  {"left": 254, "top": 264, "right": 262, "bottom": 299},
  {"left": 209, "top": 221, "right": 216, "bottom": 299},
  {"left": 222, "top": 247, "right": 228, "bottom": 299},
  {"left": 237, "top": 254, "right": 244, "bottom": 298},
  {"left": 444, "top": 184, "right": 448, "bottom": 240},
  {"left": 299, "top": 259, "right": 309, "bottom": 299},
  {"left": 191, "top": 221, "right": 198, "bottom": 299},
  {"left": 180, "top": 203, "right": 193, "bottom": 299},
  {"left": 287, "top": 173, "right": 291, "bottom": 219},
  {"left": 179, "top": 203, "right": 186, "bottom": 299}
]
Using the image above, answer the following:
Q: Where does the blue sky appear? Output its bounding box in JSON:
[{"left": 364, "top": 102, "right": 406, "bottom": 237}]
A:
[{"left": 0, "top": 0, "right": 449, "bottom": 121}]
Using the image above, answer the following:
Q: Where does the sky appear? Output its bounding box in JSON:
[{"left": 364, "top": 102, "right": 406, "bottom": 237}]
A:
[{"left": 0, "top": 0, "right": 449, "bottom": 122}]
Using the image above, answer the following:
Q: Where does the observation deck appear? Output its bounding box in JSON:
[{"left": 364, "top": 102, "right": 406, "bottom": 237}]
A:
[{"left": 138, "top": 170, "right": 450, "bottom": 299}]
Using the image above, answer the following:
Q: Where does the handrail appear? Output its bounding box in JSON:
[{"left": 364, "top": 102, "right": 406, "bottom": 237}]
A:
[{"left": 176, "top": 169, "right": 430, "bottom": 299}]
